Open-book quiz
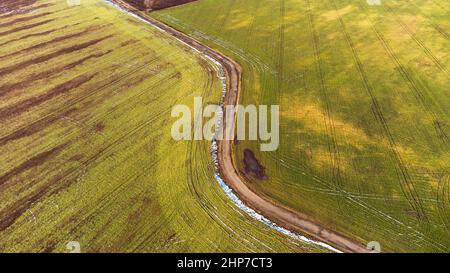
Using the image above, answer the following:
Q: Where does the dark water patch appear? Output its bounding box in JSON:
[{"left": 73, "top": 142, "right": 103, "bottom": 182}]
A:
[{"left": 243, "top": 149, "right": 267, "bottom": 180}]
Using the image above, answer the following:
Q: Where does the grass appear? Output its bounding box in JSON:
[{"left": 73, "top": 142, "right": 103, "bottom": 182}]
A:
[
  {"left": 153, "top": 0, "right": 450, "bottom": 252},
  {"left": 0, "top": 0, "right": 328, "bottom": 252}
]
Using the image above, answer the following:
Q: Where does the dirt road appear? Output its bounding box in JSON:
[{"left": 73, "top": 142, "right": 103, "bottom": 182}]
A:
[{"left": 110, "top": 0, "right": 371, "bottom": 253}]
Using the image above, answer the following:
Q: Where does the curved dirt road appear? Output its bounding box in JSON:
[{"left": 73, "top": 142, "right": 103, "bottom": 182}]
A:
[{"left": 110, "top": 0, "right": 370, "bottom": 253}]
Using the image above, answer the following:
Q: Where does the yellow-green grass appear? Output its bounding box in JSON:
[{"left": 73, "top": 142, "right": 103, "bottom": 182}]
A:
[
  {"left": 153, "top": 0, "right": 450, "bottom": 252},
  {"left": 0, "top": 0, "right": 328, "bottom": 252}
]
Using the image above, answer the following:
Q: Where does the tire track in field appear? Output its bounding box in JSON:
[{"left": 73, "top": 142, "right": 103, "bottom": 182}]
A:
[
  {"left": 272, "top": 154, "right": 442, "bottom": 202},
  {"left": 0, "top": 28, "right": 138, "bottom": 101},
  {"left": 0, "top": 144, "right": 67, "bottom": 187},
  {"left": 0, "top": 0, "right": 36, "bottom": 13},
  {"left": 187, "top": 126, "right": 257, "bottom": 251},
  {"left": 0, "top": 24, "right": 110, "bottom": 61},
  {"left": 0, "top": 54, "right": 168, "bottom": 148},
  {"left": 381, "top": 5, "right": 449, "bottom": 79},
  {"left": 0, "top": 73, "right": 98, "bottom": 122},
  {"left": 276, "top": 0, "right": 285, "bottom": 102},
  {"left": 184, "top": 62, "right": 258, "bottom": 251},
  {"left": 428, "top": 0, "right": 450, "bottom": 13},
  {"left": 56, "top": 106, "right": 171, "bottom": 250},
  {"left": 0, "top": 12, "right": 52, "bottom": 28},
  {"left": 306, "top": 0, "right": 344, "bottom": 195},
  {"left": 356, "top": 2, "right": 448, "bottom": 146},
  {"left": 0, "top": 70, "right": 179, "bottom": 232},
  {"left": 0, "top": 22, "right": 83, "bottom": 47},
  {"left": 218, "top": 0, "right": 235, "bottom": 28},
  {"left": 0, "top": 143, "right": 70, "bottom": 231},
  {"left": 0, "top": 2, "right": 107, "bottom": 43},
  {"left": 244, "top": 3, "right": 258, "bottom": 47},
  {"left": 275, "top": 145, "right": 448, "bottom": 251},
  {"left": 108, "top": 0, "right": 366, "bottom": 252},
  {"left": 436, "top": 173, "right": 450, "bottom": 231},
  {"left": 0, "top": 49, "right": 114, "bottom": 98},
  {"left": 0, "top": 52, "right": 177, "bottom": 158},
  {"left": 0, "top": 35, "right": 113, "bottom": 78},
  {"left": 0, "top": 40, "right": 165, "bottom": 133},
  {"left": 0, "top": 18, "right": 55, "bottom": 36},
  {"left": 0, "top": 65, "right": 171, "bottom": 193},
  {"left": 0, "top": 52, "right": 161, "bottom": 139},
  {"left": 184, "top": 63, "right": 278, "bottom": 252},
  {"left": 0, "top": 107, "right": 161, "bottom": 233},
  {"left": 183, "top": 63, "right": 234, "bottom": 251},
  {"left": 1, "top": 5, "right": 80, "bottom": 27},
  {"left": 79, "top": 160, "right": 162, "bottom": 252},
  {"left": 0, "top": 3, "right": 54, "bottom": 19},
  {"left": 329, "top": 0, "right": 428, "bottom": 221},
  {"left": 403, "top": 0, "right": 450, "bottom": 41}
]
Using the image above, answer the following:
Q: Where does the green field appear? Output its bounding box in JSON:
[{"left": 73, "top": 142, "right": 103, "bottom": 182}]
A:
[
  {"left": 0, "top": 0, "right": 330, "bottom": 252},
  {"left": 153, "top": 0, "right": 450, "bottom": 252}
]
